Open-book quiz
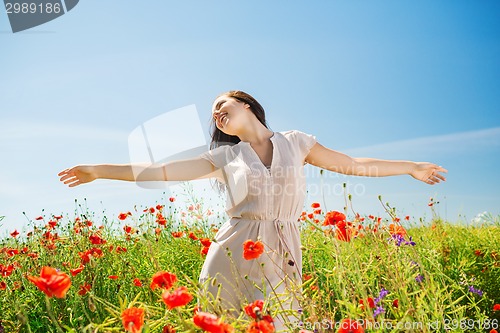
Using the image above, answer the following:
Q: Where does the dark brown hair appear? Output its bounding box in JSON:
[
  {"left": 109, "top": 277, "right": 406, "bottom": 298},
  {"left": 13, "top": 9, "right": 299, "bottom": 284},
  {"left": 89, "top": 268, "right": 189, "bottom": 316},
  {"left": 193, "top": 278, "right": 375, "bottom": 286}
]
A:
[{"left": 209, "top": 90, "right": 269, "bottom": 149}]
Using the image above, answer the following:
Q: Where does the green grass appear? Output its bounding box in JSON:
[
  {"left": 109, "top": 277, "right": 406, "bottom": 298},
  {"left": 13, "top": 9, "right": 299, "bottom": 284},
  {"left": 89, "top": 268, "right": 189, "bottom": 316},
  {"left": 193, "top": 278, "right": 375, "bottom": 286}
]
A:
[{"left": 0, "top": 197, "right": 499, "bottom": 333}]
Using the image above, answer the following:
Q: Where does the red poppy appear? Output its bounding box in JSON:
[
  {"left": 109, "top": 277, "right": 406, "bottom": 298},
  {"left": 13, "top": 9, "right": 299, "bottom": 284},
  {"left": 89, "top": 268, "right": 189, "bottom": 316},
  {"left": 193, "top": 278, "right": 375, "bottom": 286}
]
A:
[
  {"left": 313, "top": 209, "right": 322, "bottom": 215},
  {"left": 133, "top": 278, "right": 142, "bottom": 287},
  {"left": 156, "top": 204, "right": 164, "bottom": 211},
  {"left": 359, "top": 297, "right": 375, "bottom": 309},
  {"left": 335, "top": 221, "right": 352, "bottom": 242},
  {"left": 162, "top": 286, "right": 193, "bottom": 309},
  {"left": 121, "top": 307, "right": 145, "bottom": 333},
  {"left": 35, "top": 216, "right": 44, "bottom": 220},
  {"left": 78, "top": 282, "right": 91, "bottom": 296},
  {"left": 70, "top": 265, "right": 84, "bottom": 276},
  {"left": 10, "top": 230, "right": 19, "bottom": 238},
  {"left": 311, "top": 202, "right": 321, "bottom": 208},
  {"left": 323, "top": 211, "right": 346, "bottom": 226},
  {"left": 163, "top": 325, "right": 176, "bottom": 333},
  {"left": 244, "top": 300, "right": 264, "bottom": 319},
  {"left": 89, "top": 234, "right": 106, "bottom": 245},
  {"left": 201, "top": 246, "right": 210, "bottom": 256},
  {"left": 171, "top": 231, "right": 184, "bottom": 238},
  {"left": 189, "top": 232, "right": 199, "bottom": 240},
  {"left": 247, "top": 320, "right": 275, "bottom": 333},
  {"left": 109, "top": 275, "right": 119, "bottom": 280},
  {"left": 169, "top": 197, "right": 176, "bottom": 202},
  {"left": 392, "top": 299, "right": 399, "bottom": 308},
  {"left": 0, "top": 264, "right": 14, "bottom": 277},
  {"left": 118, "top": 212, "right": 130, "bottom": 221},
  {"left": 193, "top": 312, "right": 233, "bottom": 333},
  {"left": 474, "top": 250, "right": 484, "bottom": 257},
  {"left": 493, "top": 304, "right": 500, "bottom": 311},
  {"left": 27, "top": 266, "right": 72, "bottom": 298},
  {"left": 389, "top": 224, "right": 407, "bottom": 237},
  {"left": 150, "top": 271, "right": 177, "bottom": 290},
  {"left": 199, "top": 238, "right": 212, "bottom": 247},
  {"left": 243, "top": 240, "right": 264, "bottom": 260},
  {"left": 337, "top": 319, "right": 364, "bottom": 333},
  {"left": 0, "top": 281, "right": 6, "bottom": 290},
  {"left": 490, "top": 330, "right": 498, "bottom": 333},
  {"left": 123, "top": 225, "right": 133, "bottom": 234}
]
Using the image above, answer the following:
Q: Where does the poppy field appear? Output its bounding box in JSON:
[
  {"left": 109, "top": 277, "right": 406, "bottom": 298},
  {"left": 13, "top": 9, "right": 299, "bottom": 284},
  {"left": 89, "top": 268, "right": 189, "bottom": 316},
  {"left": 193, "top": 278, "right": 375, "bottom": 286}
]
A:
[{"left": 0, "top": 193, "right": 499, "bottom": 333}]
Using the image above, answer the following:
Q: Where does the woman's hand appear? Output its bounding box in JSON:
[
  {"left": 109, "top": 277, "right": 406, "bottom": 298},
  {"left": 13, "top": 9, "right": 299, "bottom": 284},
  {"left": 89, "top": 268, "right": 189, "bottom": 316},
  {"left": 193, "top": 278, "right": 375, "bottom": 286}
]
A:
[
  {"left": 410, "top": 162, "right": 447, "bottom": 185},
  {"left": 58, "top": 166, "right": 97, "bottom": 187}
]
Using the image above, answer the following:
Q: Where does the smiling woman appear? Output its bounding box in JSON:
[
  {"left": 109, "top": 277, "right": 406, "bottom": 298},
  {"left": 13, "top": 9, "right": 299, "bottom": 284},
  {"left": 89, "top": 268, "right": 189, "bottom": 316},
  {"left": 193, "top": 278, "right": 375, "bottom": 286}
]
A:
[{"left": 58, "top": 90, "right": 447, "bottom": 332}]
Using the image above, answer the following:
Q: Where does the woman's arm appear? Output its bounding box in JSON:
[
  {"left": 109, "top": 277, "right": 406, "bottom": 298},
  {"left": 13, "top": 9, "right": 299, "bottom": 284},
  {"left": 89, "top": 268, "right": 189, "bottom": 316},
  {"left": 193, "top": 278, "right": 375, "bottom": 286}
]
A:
[
  {"left": 305, "top": 143, "right": 447, "bottom": 185},
  {"left": 58, "top": 157, "right": 221, "bottom": 187}
]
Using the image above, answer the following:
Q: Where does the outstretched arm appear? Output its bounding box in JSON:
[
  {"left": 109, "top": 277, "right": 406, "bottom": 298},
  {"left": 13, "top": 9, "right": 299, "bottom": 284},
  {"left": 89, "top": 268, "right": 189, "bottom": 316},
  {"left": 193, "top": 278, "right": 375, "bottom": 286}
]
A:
[
  {"left": 305, "top": 143, "right": 447, "bottom": 185},
  {"left": 58, "top": 157, "right": 221, "bottom": 187}
]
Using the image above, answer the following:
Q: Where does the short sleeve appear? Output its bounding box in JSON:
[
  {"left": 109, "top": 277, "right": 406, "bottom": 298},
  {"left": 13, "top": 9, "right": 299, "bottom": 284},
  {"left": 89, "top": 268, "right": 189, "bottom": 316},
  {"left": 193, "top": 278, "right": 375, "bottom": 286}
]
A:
[
  {"left": 199, "top": 145, "right": 233, "bottom": 169},
  {"left": 287, "top": 130, "right": 317, "bottom": 160}
]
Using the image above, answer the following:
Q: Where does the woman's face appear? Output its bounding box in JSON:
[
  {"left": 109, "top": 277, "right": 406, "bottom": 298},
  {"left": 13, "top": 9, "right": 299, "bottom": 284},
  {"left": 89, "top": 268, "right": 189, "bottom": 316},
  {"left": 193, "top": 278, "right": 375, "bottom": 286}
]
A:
[{"left": 211, "top": 95, "right": 250, "bottom": 136}]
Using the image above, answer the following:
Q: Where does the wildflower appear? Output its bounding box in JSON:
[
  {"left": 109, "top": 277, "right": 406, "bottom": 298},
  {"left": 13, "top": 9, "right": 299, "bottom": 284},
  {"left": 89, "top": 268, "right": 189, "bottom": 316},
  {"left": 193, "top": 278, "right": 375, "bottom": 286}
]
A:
[
  {"left": 118, "top": 212, "right": 130, "bottom": 221},
  {"left": 123, "top": 225, "right": 133, "bottom": 234},
  {"left": 493, "top": 304, "right": 500, "bottom": 311},
  {"left": 171, "top": 231, "right": 184, "bottom": 238},
  {"left": 169, "top": 197, "right": 176, "bottom": 202},
  {"left": 150, "top": 271, "right": 177, "bottom": 290},
  {"left": 359, "top": 297, "right": 375, "bottom": 309},
  {"left": 0, "top": 281, "right": 6, "bottom": 290},
  {"left": 323, "top": 211, "right": 346, "bottom": 226},
  {"left": 10, "top": 230, "right": 19, "bottom": 238},
  {"left": 244, "top": 300, "right": 264, "bottom": 319},
  {"left": 468, "top": 285, "right": 483, "bottom": 297},
  {"left": 490, "top": 329, "right": 498, "bottom": 333},
  {"left": 0, "top": 264, "right": 14, "bottom": 277},
  {"left": 337, "top": 319, "right": 364, "bottom": 333},
  {"left": 35, "top": 216, "right": 44, "bottom": 220},
  {"left": 247, "top": 320, "right": 275, "bottom": 333},
  {"left": 78, "top": 283, "right": 91, "bottom": 296},
  {"left": 415, "top": 274, "right": 424, "bottom": 283},
  {"left": 89, "top": 233, "right": 106, "bottom": 245},
  {"left": 133, "top": 278, "right": 142, "bottom": 287},
  {"left": 162, "top": 286, "right": 193, "bottom": 310},
  {"left": 193, "top": 312, "right": 233, "bottom": 333},
  {"left": 200, "top": 238, "right": 212, "bottom": 247},
  {"left": 389, "top": 223, "right": 407, "bottom": 237},
  {"left": 163, "top": 325, "right": 176, "bottom": 333},
  {"left": 189, "top": 232, "right": 199, "bottom": 240},
  {"left": 373, "top": 305, "right": 385, "bottom": 317},
  {"left": 201, "top": 246, "right": 210, "bottom": 256},
  {"left": 109, "top": 275, "right": 119, "bottom": 280},
  {"left": 121, "top": 307, "right": 145, "bottom": 333},
  {"left": 311, "top": 202, "right": 320, "bottom": 208},
  {"left": 243, "top": 240, "right": 265, "bottom": 260},
  {"left": 335, "top": 221, "right": 352, "bottom": 242},
  {"left": 70, "top": 265, "right": 84, "bottom": 276},
  {"left": 392, "top": 299, "right": 399, "bottom": 308},
  {"left": 474, "top": 249, "right": 484, "bottom": 257},
  {"left": 27, "top": 266, "right": 71, "bottom": 298}
]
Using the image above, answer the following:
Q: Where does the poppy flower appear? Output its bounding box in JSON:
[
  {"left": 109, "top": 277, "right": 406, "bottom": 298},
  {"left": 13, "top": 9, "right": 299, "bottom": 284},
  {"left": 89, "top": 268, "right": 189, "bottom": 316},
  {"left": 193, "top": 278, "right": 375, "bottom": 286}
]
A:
[
  {"left": 337, "top": 319, "right": 364, "bottom": 333},
  {"left": 163, "top": 325, "right": 176, "bottom": 333},
  {"left": 0, "top": 264, "right": 14, "bottom": 277},
  {"left": 0, "top": 281, "right": 6, "bottom": 290},
  {"left": 171, "top": 231, "right": 184, "bottom": 238},
  {"left": 359, "top": 297, "right": 375, "bottom": 309},
  {"left": 78, "top": 283, "right": 91, "bottom": 296},
  {"left": 27, "top": 266, "right": 72, "bottom": 298},
  {"left": 118, "top": 212, "right": 130, "bottom": 221},
  {"left": 493, "top": 304, "right": 500, "bottom": 311},
  {"left": 193, "top": 312, "right": 233, "bottom": 333},
  {"left": 169, "top": 197, "right": 176, "bottom": 202},
  {"left": 150, "top": 271, "right": 177, "bottom": 290},
  {"left": 70, "top": 265, "right": 84, "bottom": 276},
  {"left": 323, "top": 211, "right": 346, "bottom": 226},
  {"left": 392, "top": 299, "right": 399, "bottom": 308},
  {"left": 121, "top": 307, "right": 145, "bottom": 333},
  {"left": 189, "top": 232, "right": 199, "bottom": 240},
  {"left": 244, "top": 300, "right": 264, "bottom": 319},
  {"left": 243, "top": 240, "right": 264, "bottom": 260},
  {"left": 162, "top": 286, "right": 193, "bottom": 309},
  {"left": 389, "top": 224, "right": 407, "bottom": 237},
  {"left": 109, "top": 275, "right": 119, "bottom": 280},
  {"left": 123, "top": 225, "right": 133, "bottom": 234},
  {"left": 89, "top": 234, "right": 106, "bottom": 245},
  {"left": 10, "top": 230, "right": 19, "bottom": 238},
  {"left": 311, "top": 202, "right": 321, "bottom": 208},
  {"left": 247, "top": 320, "right": 275, "bottom": 333},
  {"left": 335, "top": 221, "right": 352, "bottom": 242},
  {"left": 199, "top": 238, "right": 212, "bottom": 247},
  {"left": 201, "top": 246, "right": 210, "bottom": 256},
  {"left": 133, "top": 278, "right": 143, "bottom": 287}
]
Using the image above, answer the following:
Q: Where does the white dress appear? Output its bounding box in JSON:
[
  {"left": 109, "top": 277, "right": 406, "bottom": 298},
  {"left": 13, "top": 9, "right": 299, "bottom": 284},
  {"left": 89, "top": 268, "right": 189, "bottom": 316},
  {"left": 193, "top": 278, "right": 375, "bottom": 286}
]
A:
[{"left": 198, "top": 130, "right": 316, "bottom": 331}]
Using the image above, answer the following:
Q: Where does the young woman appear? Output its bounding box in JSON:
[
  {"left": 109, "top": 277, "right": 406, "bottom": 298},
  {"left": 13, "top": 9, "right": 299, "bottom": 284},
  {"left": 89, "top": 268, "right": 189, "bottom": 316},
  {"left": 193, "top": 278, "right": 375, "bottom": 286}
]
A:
[{"left": 58, "top": 90, "right": 447, "bottom": 331}]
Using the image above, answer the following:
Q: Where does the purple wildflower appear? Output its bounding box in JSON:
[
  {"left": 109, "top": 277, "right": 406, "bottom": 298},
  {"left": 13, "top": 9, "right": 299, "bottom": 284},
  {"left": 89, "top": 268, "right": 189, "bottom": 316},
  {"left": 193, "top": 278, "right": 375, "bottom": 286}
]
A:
[
  {"left": 415, "top": 274, "right": 424, "bottom": 283},
  {"left": 468, "top": 286, "right": 483, "bottom": 297},
  {"left": 373, "top": 305, "right": 385, "bottom": 317}
]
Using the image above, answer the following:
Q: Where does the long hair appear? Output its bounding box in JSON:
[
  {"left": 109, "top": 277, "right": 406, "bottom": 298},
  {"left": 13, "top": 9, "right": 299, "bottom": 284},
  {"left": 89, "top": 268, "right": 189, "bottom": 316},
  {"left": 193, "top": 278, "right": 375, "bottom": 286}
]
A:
[{"left": 209, "top": 90, "right": 269, "bottom": 149}]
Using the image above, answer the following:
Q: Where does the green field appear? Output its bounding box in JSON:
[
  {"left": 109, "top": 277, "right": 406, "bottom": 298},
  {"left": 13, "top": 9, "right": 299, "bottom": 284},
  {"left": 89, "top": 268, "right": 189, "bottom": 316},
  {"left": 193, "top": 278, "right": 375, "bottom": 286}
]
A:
[{"left": 0, "top": 196, "right": 499, "bottom": 333}]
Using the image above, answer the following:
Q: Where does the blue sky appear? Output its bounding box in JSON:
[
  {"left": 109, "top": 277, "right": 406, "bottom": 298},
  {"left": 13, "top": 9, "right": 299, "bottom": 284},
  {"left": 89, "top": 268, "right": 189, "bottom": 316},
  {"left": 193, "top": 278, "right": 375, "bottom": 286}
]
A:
[{"left": 1, "top": 1, "right": 499, "bottom": 234}]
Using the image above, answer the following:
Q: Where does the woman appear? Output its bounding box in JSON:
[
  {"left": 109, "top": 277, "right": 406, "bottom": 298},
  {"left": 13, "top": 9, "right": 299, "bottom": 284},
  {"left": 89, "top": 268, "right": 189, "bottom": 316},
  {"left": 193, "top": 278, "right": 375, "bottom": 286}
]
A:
[{"left": 59, "top": 90, "right": 447, "bottom": 331}]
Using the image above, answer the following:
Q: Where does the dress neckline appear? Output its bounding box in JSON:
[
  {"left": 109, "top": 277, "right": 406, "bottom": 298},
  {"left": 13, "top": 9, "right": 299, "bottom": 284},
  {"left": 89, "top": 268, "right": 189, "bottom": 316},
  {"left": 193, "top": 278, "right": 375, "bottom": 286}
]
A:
[{"left": 241, "top": 132, "right": 277, "bottom": 170}]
